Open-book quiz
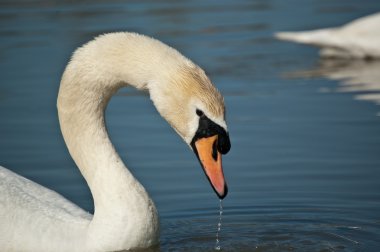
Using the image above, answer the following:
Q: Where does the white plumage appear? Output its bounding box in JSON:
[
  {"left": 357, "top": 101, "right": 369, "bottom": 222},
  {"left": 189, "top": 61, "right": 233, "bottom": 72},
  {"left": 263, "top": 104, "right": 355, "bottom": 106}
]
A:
[
  {"left": 275, "top": 12, "right": 380, "bottom": 59},
  {"left": 0, "top": 32, "right": 227, "bottom": 251}
]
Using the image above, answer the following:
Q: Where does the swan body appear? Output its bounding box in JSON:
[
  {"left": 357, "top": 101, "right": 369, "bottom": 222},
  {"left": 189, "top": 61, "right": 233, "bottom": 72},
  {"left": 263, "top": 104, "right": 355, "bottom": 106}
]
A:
[
  {"left": 0, "top": 32, "right": 230, "bottom": 251},
  {"left": 275, "top": 12, "right": 380, "bottom": 59}
]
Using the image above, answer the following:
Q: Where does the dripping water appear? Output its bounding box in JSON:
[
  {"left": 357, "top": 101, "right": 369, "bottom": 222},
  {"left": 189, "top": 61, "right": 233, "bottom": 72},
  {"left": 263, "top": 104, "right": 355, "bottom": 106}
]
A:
[{"left": 215, "top": 199, "right": 223, "bottom": 251}]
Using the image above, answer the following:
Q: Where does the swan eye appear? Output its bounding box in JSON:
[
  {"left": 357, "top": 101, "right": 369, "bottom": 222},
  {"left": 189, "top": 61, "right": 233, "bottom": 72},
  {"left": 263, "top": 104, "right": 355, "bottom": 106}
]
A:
[{"left": 196, "top": 109, "right": 204, "bottom": 117}]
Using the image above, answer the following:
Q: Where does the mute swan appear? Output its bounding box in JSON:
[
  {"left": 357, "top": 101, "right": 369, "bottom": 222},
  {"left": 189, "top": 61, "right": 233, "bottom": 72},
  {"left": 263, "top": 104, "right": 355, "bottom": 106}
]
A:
[
  {"left": 275, "top": 12, "right": 380, "bottom": 59},
  {"left": 0, "top": 32, "right": 231, "bottom": 252}
]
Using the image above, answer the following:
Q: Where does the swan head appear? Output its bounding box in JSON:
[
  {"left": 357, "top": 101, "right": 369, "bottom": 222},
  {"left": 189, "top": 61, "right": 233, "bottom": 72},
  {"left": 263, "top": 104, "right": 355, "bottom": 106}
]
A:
[{"left": 149, "top": 64, "right": 231, "bottom": 199}]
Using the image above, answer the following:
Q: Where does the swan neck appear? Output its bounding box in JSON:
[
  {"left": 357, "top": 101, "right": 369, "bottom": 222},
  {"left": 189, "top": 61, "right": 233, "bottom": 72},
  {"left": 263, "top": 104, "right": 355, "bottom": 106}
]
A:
[{"left": 56, "top": 33, "right": 166, "bottom": 249}]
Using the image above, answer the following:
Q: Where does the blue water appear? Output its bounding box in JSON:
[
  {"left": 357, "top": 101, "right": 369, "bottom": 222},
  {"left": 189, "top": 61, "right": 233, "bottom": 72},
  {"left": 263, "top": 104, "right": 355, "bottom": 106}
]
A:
[{"left": 1, "top": 1, "right": 380, "bottom": 251}]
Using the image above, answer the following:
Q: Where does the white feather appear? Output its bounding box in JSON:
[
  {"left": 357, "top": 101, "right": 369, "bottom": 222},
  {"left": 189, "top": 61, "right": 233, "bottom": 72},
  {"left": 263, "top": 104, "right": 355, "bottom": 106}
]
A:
[
  {"left": 0, "top": 32, "right": 227, "bottom": 251},
  {"left": 275, "top": 12, "right": 380, "bottom": 59}
]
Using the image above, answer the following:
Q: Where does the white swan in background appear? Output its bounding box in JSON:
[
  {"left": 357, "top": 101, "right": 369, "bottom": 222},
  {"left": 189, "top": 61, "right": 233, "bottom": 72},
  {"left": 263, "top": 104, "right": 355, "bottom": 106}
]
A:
[
  {"left": 0, "top": 32, "right": 231, "bottom": 252},
  {"left": 275, "top": 12, "right": 380, "bottom": 59}
]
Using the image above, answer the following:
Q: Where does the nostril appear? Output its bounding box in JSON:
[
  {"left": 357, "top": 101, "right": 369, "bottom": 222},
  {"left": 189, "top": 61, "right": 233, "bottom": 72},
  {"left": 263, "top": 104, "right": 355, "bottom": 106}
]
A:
[{"left": 212, "top": 139, "right": 218, "bottom": 161}]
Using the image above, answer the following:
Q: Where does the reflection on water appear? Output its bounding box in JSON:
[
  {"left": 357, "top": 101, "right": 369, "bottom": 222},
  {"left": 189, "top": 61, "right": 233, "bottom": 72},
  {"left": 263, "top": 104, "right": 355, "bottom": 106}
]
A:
[
  {"left": 283, "top": 59, "right": 380, "bottom": 115},
  {"left": 162, "top": 204, "right": 374, "bottom": 251}
]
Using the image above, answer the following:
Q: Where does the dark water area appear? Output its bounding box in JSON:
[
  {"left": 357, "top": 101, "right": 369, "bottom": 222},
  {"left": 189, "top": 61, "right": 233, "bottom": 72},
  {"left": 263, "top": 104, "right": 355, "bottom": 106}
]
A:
[{"left": 1, "top": 0, "right": 380, "bottom": 251}]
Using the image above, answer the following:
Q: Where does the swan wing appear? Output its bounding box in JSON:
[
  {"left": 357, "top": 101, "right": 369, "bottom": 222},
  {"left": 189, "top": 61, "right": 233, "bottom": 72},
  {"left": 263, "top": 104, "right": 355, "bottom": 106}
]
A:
[
  {"left": 0, "top": 166, "right": 91, "bottom": 251},
  {"left": 275, "top": 13, "right": 380, "bottom": 58}
]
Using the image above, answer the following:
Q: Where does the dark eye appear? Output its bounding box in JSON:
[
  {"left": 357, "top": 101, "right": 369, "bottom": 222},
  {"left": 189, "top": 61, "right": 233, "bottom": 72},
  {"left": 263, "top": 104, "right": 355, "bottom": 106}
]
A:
[{"left": 196, "top": 109, "right": 204, "bottom": 117}]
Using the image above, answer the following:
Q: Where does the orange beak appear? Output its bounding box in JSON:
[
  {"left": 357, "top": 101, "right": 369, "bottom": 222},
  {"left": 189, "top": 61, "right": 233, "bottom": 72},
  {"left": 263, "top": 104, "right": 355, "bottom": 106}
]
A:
[{"left": 194, "top": 135, "right": 227, "bottom": 199}]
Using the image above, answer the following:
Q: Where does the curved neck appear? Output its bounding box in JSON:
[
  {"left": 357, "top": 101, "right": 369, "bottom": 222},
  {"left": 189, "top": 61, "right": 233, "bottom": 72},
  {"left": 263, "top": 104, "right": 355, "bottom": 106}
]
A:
[{"left": 55, "top": 33, "right": 188, "bottom": 249}]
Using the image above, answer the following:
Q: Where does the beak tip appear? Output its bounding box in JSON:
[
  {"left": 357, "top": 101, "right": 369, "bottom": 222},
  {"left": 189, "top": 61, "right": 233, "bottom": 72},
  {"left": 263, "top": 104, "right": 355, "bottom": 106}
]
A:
[{"left": 216, "top": 184, "right": 228, "bottom": 199}]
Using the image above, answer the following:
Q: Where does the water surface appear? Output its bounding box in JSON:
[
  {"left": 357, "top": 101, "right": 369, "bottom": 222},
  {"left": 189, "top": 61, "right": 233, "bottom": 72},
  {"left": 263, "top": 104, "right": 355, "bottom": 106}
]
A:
[{"left": 1, "top": 0, "right": 380, "bottom": 251}]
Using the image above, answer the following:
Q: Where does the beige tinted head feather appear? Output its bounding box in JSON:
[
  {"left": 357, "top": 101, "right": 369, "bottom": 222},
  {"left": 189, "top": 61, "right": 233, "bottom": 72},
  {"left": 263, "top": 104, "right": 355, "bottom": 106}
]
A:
[
  {"left": 177, "top": 65, "right": 225, "bottom": 119},
  {"left": 149, "top": 62, "right": 226, "bottom": 145}
]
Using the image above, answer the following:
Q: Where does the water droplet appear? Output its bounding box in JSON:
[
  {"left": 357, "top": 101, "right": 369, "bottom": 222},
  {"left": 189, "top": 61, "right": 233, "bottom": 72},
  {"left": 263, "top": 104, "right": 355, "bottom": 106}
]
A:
[{"left": 214, "top": 199, "right": 223, "bottom": 251}]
